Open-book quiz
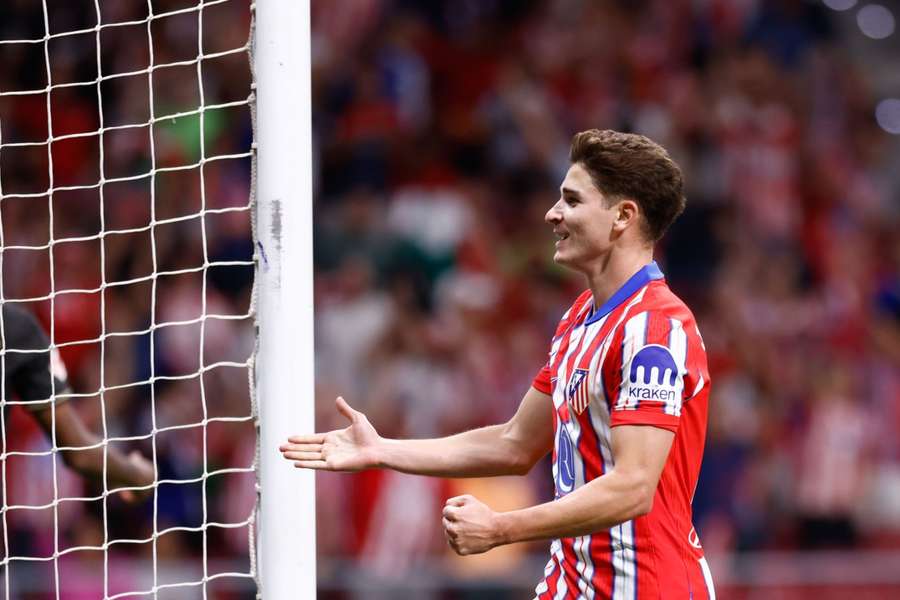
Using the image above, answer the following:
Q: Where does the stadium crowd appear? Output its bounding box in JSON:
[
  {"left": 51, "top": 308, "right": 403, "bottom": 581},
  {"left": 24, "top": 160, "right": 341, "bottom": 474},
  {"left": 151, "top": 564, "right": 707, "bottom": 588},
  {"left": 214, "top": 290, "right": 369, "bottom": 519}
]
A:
[
  {"left": 0, "top": 0, "right": 898, "bottom": 596},
  {"left": 308, "top": 0, "right": 900, "bottom": 588}
]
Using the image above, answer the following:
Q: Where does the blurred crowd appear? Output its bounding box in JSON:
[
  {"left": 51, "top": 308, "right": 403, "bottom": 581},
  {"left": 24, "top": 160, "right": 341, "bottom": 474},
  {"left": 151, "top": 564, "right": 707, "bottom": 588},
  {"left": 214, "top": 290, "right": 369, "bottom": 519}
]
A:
[
  {"left": 307, "top": 0, "right": 900, "bottom": 587},
  {"left": 0, "top": 0, "right": 254, "bottom": 596},
  {"left": 1, "top": 0, "right": 899, "bottom": 596}
]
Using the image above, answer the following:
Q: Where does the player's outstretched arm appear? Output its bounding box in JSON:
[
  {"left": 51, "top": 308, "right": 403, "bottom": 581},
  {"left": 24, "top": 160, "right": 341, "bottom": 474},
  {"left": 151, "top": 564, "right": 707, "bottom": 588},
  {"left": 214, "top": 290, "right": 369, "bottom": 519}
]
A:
[
  {"left": 33, "top": 402, "right": 155, "bottom": 503},
  {"left": 280, "top": 386, "right": 554, "bottom": 478}
]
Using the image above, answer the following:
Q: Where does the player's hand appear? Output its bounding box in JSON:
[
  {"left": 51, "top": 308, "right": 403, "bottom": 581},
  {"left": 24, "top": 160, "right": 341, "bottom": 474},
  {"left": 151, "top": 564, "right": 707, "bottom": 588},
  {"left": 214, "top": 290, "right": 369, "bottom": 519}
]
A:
[
  {"left": 279, "top": 396, "right": 381, "bottom": 471},
  {"left": 118, "top": 450, "right": 155, "bottom": 504},
  {"left": 442, "top": 494, "right": 505, "bottom": 555}
]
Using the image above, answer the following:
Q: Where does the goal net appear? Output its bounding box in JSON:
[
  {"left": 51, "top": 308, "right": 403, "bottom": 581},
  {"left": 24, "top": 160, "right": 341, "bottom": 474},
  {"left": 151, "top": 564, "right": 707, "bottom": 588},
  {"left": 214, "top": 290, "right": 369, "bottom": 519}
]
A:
[{"left": 0, "top": 0, "right": 261, "bottom": 597}]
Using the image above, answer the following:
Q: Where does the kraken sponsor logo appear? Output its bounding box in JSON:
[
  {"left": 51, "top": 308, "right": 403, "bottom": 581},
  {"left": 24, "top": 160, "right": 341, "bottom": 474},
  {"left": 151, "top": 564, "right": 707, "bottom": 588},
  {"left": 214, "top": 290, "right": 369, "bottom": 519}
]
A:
[{"left": 621, "top": 344, "right": 680, "bottom": 406}]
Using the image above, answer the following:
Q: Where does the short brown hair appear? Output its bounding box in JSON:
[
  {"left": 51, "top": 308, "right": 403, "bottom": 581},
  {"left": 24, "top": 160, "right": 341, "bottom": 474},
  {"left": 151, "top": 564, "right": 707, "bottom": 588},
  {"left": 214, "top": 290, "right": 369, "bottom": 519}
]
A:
[{"left": 569, "top": 129, "right": 685, "bottom": 242}]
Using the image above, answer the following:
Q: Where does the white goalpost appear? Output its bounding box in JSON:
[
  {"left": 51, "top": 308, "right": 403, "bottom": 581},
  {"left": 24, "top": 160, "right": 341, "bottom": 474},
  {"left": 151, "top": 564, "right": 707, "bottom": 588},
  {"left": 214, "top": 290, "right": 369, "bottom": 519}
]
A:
[
  {"left": 252, "top": 0, "right": 316, "bottom": 598},
  {"left": 0, "top": 0, "right": 314, "bottom": 597}
]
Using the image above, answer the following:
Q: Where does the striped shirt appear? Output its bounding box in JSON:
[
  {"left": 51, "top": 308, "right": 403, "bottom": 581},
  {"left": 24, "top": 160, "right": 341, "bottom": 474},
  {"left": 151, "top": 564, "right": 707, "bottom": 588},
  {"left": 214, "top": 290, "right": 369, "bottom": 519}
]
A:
[{"left": 531, "top": 262, "right": 715, "bottom": 600}]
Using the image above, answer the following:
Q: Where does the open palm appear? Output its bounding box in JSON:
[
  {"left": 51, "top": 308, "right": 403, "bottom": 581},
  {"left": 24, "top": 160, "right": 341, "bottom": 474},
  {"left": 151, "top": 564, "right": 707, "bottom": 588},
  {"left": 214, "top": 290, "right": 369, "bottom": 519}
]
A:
[{"left": 279, "top": 397, "right": 381, "bottom": 471}]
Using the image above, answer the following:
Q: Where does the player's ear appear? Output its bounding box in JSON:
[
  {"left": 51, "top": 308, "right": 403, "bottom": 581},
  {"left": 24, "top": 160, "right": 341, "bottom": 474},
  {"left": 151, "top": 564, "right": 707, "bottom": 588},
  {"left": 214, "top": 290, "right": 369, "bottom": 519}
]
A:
[{"left": 611, "top": 199, "right": 639, "bottom": 233}]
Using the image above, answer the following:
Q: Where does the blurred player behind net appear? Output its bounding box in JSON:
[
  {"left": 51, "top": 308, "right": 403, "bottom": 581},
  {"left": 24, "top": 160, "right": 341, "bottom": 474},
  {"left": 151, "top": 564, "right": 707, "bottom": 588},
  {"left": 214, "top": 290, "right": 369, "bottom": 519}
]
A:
[
  {"left": 2, "top": 303, "right": 153, "bottom": 502},
  {"left": 281, "top": 129, "right": 715, "bottom": 599}
]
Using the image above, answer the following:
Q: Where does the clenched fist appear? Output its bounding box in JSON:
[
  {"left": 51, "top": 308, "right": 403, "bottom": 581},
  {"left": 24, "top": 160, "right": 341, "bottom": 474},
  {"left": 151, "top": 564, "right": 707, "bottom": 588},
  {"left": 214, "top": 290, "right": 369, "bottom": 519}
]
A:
[{"left": 441, "top": 494, "right": 507, "bottom": 555}]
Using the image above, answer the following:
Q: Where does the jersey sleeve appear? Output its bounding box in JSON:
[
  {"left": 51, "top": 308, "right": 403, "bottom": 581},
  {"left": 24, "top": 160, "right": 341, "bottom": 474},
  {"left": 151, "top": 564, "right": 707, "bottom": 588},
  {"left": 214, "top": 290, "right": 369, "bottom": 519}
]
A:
[
  {"left": 532, "top": 364, "right": 552, "bottom": 395},
  {"left": 3, "top": 304, "right": 71, "bottom": 409},
  {"left": 606, "top": 310, "right": 697, "bottom": 433}
]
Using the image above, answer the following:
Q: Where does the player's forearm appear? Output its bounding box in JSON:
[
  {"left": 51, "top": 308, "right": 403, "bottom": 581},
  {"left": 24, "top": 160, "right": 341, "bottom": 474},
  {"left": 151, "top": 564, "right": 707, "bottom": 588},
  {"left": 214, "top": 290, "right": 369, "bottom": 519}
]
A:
[
  {"left": 62, "top": 444, "right": 134, "bottom": 485},
  {"left": 37, "top": 403, "right": 149, "bottom": 489},
  {"left": 377, "top": 424, "right": 534, "bottom": 478},
  {"left": 495, "top": 469, "right": 654, "bottom": 544}
]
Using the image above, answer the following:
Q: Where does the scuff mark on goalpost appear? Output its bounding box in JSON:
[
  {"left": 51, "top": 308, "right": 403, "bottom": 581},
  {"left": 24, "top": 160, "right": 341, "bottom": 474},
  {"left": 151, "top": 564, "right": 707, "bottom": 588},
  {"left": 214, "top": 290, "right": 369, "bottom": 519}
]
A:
[
  {"left": 270, "top": 198, "right": 282, "bottom": 288},
  {"left": 270, "top": 198, "right": 283, "bottom": 251}
]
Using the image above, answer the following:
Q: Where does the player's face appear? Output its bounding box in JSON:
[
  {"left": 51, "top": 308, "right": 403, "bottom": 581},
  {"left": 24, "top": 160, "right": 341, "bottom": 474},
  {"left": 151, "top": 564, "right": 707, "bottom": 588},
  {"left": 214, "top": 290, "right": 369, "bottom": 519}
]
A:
[{"left": 545, "top": 163, "right": 617, "bottom": 272}]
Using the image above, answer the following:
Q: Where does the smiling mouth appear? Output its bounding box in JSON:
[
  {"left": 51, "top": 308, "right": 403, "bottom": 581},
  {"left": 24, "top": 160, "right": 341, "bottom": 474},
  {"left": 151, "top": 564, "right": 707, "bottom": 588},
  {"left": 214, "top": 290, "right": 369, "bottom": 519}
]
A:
[{"left": 555, "top": 232, "right": 569, "bottom": 241}]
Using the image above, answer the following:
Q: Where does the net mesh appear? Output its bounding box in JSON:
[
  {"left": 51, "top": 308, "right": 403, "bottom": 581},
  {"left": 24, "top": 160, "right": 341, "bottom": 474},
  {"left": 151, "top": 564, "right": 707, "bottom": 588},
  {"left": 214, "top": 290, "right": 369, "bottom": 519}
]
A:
[{"left": 0, "top": 0, "right": 257, "bottom": 597}]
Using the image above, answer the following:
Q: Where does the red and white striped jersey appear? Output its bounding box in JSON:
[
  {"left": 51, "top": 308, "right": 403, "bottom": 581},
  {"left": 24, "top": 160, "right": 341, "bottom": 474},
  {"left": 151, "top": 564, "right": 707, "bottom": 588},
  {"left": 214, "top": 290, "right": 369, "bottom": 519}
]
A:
[{"left": 531, "top": 262, "right": 715, "bottom": 600}]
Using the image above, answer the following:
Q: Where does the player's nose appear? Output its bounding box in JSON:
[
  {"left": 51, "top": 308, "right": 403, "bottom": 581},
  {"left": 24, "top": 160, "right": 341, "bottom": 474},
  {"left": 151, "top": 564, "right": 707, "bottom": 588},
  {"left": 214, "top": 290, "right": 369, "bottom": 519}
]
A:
[{"left": 545, "top": 199, "right": 563, "bottom": 224}]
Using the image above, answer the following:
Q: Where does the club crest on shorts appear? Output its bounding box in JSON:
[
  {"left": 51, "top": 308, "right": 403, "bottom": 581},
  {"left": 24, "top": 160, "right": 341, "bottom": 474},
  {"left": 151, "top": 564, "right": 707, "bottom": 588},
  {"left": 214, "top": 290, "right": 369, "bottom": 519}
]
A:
[{"left": 566, "top": 368, "right": 591, "bottom": 414}]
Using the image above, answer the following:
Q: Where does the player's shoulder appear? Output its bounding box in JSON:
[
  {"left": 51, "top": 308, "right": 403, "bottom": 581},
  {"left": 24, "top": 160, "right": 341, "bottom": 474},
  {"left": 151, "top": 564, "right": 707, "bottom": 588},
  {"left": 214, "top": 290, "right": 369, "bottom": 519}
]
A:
[
  {"left": 606, "top": 281, "right": 708, "bottom": 373},
  {"left": 629, "top": 280, "right": 697, "bottom": 325},
  {"left": 1, "top": 303, "right": 48, "bottom": 350},
  {"left": 614, "top": 280, "right": 703, "bottom": 348}
]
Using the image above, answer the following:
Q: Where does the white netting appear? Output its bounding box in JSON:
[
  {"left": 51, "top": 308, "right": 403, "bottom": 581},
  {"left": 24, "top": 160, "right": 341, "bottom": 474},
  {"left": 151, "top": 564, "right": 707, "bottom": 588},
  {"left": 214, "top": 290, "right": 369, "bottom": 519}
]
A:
[{"left": 0, "top": 1, "right": 257, "bottom": 597}]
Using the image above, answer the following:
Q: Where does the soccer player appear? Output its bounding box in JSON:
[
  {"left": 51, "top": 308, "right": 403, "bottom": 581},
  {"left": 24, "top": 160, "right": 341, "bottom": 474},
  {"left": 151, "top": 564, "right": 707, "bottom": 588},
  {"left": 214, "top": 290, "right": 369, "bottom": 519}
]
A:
[
  {"left": 281, "top": 130, "right": 715, "bottom": 599},
  {"left": 3, "top": 303, "right": 154, "bottom": 502}
]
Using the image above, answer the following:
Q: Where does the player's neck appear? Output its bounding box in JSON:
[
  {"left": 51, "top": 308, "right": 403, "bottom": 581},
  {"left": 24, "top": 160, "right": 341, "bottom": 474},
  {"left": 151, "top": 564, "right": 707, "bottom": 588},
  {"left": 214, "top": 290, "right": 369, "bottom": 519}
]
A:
[{"left": 584, "top": 247, "right": 655, "bottom": 309}]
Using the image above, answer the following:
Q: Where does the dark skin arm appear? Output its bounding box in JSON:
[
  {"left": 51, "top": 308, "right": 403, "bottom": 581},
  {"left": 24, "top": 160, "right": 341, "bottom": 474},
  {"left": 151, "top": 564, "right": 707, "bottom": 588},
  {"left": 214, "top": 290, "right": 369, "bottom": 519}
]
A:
[{"left": 32, "top": 402, "right": 154, "bottom": 503}]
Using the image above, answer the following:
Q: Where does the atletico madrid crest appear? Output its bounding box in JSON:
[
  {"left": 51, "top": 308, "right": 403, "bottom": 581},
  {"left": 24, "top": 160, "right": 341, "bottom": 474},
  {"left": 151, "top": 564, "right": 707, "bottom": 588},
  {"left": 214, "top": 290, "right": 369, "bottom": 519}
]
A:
[{"left": 566, "top": 368, "right": 591, "bottom": 414}]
